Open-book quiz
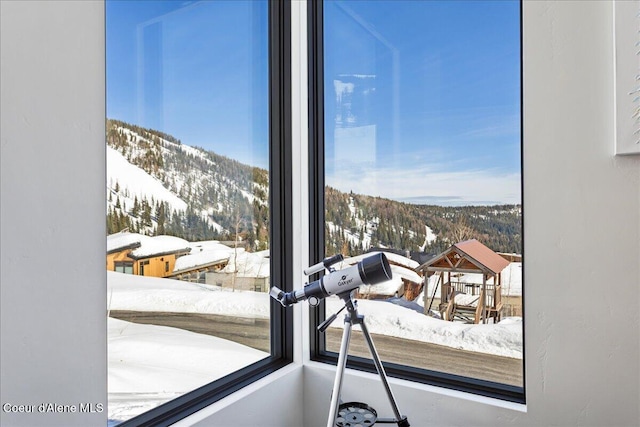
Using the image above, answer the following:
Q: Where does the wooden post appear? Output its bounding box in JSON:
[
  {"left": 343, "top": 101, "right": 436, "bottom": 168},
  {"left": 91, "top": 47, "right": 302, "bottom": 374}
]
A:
[
  {"left": 427, "top": 272, "right": 441, "bottom": 314},
  {"left": 442, "top": 271, "right": 448, "bottom": 303},
  {"left": 482, "top": 274, "right": 487, "bottom": 324},
  {"left": 423, "top": 272, "right": 429, "bottom": 314},
  {"left": 474, "top": 288, "right": 484, "bottom": 324}
]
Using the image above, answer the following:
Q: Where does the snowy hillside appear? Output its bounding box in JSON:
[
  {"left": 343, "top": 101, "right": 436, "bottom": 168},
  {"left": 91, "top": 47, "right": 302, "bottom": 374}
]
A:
[
  {"left": 106, "top": 119, "right": 269, "bottom": 246},
  {"left": 106, "top": 119, "right": 522, "bottom": 257},
  {"left": 107, "top": 146, "right": 188, "bottom": 213}
]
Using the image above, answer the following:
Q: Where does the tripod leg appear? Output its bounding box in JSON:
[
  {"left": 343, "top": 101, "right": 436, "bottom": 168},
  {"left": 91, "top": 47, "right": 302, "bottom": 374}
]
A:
[
  {"left": 326, "top": 319, "right": 352, "bottom": 427},
  {"left": 360, "top": 320, "right": 408, "bottom": 425}
]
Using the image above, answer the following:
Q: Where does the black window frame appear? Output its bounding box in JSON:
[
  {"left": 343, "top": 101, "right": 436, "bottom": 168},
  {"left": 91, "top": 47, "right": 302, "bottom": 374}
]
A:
[
  {"left": 307, "top": 0, "right": 525, "bottom": 404},
  {"left": 113, "top": 1, "right": 293, "bottom": 425}
]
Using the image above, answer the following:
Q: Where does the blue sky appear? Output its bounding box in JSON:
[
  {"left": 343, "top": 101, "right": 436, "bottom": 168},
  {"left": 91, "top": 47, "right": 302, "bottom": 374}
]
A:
[
  {"left": 324, "top": 1, "right": 521, "bottom": 205},
  {"left": 106, "top": 0, "right": 269, "bottom": 168},
  {"left": 107, "top": 0, "right": 520, "bottom": 206}
]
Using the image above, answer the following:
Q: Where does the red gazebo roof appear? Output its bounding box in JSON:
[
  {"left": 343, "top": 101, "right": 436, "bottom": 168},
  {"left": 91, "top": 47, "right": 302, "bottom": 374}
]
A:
[{"left": 416, "top": 239, "right": 510, "bottom": 276}]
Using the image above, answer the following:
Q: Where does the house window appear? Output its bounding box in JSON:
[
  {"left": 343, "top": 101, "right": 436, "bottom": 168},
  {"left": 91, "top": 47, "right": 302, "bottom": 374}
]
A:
[
  {"left": 114, "top": 261, "right": 134, "bottom": 275},
  {"left": 106, "top": 1, "right": 292, "bottom": 425},
  {"left": 309, "top": 0, "right": 523, "bottom": 402}
]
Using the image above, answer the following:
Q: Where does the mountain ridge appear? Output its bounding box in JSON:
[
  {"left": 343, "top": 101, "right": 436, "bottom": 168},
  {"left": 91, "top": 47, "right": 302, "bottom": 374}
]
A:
[{"left": 106, "top": 119, "right": 522, "bottom": 255}]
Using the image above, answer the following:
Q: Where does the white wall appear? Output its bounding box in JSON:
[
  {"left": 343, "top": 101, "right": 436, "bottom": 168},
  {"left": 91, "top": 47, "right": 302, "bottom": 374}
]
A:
[
  {"left": 0, "top": 1, "right": 107, "bottom": 427},
  {"left": 1, "top": 1, "right": 638, "bottom": 427},
  {"left": 172, "top": 365, "right": 304, "bottom": 427}
]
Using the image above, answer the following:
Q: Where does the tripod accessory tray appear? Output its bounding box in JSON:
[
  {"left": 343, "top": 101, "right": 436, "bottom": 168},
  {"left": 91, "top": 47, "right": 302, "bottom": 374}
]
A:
[{"left": 336, "top": 402, "right": 377, "bottom": 427}]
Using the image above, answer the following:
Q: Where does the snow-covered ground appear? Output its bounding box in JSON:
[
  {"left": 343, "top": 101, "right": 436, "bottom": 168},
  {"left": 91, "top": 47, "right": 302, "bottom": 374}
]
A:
[
  {"left": 108, "top": 318, "right": 268, "bottom": 423},
  {"left": 107, "top": 271, "right": 522, "bottom": 423},
  {"left": 108, "top": 271, "right": 522, "bottom": 358}
]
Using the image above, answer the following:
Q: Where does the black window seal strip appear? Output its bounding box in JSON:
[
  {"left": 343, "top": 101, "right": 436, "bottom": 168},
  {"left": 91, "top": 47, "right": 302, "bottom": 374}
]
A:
[
  {"left": 307, "top": 0, "right": 525, "bottom": 405},
  {"left": 113, "top": 1, "right": 293, "bottom": 425}
]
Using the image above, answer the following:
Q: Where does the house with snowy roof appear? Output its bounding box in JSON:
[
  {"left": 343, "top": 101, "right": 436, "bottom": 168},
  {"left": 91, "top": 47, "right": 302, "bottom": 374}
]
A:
[
  {"left": 107, "top": 231, "right": 192, "bottom": 278},
  {"left": 168, "top": 241, "right": 233, "bottom": 282},
  {"left": 207, "top": 249, "right": 271, "bottom": 292}
]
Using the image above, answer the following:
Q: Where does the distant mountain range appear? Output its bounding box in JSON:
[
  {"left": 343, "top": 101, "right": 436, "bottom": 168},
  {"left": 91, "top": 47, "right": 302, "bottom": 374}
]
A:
[{"left": 106, "top": 119, "right": 522, "bottom": 255}]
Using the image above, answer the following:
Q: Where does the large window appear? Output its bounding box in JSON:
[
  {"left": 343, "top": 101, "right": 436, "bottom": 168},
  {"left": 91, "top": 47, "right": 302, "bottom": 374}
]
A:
[
  {"left": 309, "top": 0, "right": 523, "bottom": 402},
  {"left": 106, "top": 1, "right": 292, "bottom": 425}
]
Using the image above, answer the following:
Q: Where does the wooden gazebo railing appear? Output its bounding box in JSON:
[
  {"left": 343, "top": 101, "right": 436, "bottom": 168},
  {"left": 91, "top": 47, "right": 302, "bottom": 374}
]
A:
[{"left": 441, "top": 281, "right": 503, "bottom": 324}]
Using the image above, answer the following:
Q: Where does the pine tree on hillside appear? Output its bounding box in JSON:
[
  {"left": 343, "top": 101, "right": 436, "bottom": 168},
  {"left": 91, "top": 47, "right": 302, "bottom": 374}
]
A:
[
  {"left": 141, "top": 200, "right": 152, "bottom": 228},
  {"left": 132, "top": 196, "right": 139, "bottom": 218},
  {"left": 156, "top": 202, "right": 166, "bottom": 235}
]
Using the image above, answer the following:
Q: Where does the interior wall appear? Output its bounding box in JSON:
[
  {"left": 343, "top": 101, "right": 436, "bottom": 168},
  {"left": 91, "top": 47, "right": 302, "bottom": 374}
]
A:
[
  {"left": 0, "top": 1, "right": 107, "bottom": 427},
  {"left": 302, "top": 1, "right": 640, "bottom": 425}
]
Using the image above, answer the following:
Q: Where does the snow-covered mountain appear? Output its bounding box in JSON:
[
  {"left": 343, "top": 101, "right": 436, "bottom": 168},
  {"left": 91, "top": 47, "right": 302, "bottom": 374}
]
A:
[
  {"left": 106, "top": 119, "right": 269, "bottom": 249},
  {"left": 323, "top": 186, "right": 522, "bottom": 256},
  {"left": 106, "top": 119, "right": 522, "bottom": 256}
]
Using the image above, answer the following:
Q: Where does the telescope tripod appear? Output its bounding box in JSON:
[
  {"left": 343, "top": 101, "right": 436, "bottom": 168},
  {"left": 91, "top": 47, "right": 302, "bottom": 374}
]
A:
[{"left": 323, "top": 291, "right": 410, "bottom": 427}]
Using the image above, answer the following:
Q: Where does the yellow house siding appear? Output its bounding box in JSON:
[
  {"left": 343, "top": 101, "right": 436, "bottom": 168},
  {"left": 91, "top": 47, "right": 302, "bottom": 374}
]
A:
[
  {"left": 107, "top": 250, "right": 188, "bottom": 278},
  {"left": 136, "top": 254, "right": 180, "bottom": 278}
]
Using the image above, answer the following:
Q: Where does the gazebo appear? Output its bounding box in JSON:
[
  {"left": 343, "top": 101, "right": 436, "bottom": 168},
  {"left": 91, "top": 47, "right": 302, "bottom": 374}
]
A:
[{"left": 416, "top": 239, "right": 510, "bottom": 324}]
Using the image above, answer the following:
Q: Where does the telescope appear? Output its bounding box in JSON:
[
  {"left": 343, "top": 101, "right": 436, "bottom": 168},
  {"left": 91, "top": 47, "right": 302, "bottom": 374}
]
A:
[
  {"left": 270, "top": 252, "right": 392, "bottom": 307},
  {"left": 270, "top": 251, "right": 409, "bottom": 426}
]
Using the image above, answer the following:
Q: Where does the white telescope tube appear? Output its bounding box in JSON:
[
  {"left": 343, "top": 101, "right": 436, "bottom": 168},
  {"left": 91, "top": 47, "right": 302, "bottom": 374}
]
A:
[{"left": 270, "top": 253, "right": 392, "bottom": 307}]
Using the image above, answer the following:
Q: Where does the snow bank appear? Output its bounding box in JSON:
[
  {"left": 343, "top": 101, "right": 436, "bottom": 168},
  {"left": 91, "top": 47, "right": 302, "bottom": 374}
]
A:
[
  {"left": 107, "top": 272, "right": 522, "bottom": 358},
  {"left": 107, "top": 271, "right": 522, "bottom": 422},
  {"left": 108, "top": 317, "right": 267, "bottom": 421}
]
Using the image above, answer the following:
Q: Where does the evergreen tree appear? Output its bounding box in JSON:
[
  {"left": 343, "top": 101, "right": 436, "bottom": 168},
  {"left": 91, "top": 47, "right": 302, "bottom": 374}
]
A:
[
  {"left": 156, "top": 202, "right": 166, "bottom": 235},
  {"left": 132, "top": 196, "right": 139, "bottom": 217}
]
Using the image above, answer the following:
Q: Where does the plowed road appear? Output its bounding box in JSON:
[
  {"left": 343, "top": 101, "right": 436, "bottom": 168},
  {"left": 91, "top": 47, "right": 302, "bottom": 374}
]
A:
[{"left": 109, "top": 311, "right": 522, "bottom": 387}]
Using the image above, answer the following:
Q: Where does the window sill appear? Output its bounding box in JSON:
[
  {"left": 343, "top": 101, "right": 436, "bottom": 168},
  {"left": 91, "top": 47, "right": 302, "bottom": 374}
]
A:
[{"left": 303, "top": 360, "right": 527, "bottom": 414}]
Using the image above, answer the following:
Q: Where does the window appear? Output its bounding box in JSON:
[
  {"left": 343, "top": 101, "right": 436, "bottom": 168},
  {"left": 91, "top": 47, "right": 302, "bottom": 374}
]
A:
[
  {"left": 115, "top": 261, "right": 134, "bottom": 275},
  {"left": 309, "top": 0, "right": 523, "bottom": 402},
  {"left": 138, "top": 260, "right": 148, "bottom": 276},
  {"left": 106, "top": 1, "right": 292, "bottom": 425}
]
